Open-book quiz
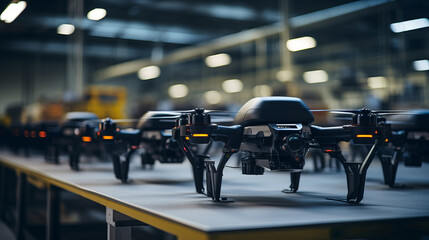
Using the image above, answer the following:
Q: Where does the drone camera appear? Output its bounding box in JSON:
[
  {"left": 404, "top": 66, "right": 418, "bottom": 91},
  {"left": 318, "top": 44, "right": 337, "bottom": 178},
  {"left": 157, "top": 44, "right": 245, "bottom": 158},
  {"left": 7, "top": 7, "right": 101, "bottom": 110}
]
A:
[{"left": 280, "top": 134, "right": 305, "bottom": 152}]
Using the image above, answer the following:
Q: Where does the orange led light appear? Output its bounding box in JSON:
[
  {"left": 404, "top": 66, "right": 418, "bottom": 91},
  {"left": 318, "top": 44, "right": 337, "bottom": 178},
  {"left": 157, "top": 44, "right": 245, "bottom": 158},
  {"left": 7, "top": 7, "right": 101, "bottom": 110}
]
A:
[
  {"left": 103, "top": 135, "right": 114, "bottom": 140},
  {"left": 325, "top": 149, "right": 333, "bottom": 152},
  {"left": 39, "top": 131, "right": 47, "bottom": 138},
  {"left": 82, "top": 136, "right": 92, "bottom": 142},
  {"left": 356, "top": 134, "right": 373, "bottom": 138},
  {"left": 192, "top": 134, "right": 209, "bottom": 137},
  {"left": 385, "top": 139, "right": 389, "bottom": 142},
  {"left": 375, "top": 130, "right": 378, "bottom": 134},
  {"left": 185, "top": 137, "right": 190, "bottom": 140}
]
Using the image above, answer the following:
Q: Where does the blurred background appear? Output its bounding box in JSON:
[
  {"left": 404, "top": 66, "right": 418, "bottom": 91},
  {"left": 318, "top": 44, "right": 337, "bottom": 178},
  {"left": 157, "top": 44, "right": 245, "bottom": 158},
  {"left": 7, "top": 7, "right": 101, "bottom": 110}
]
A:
[{"left": 0, "top": 0, "right": 428, "bottom": 123}]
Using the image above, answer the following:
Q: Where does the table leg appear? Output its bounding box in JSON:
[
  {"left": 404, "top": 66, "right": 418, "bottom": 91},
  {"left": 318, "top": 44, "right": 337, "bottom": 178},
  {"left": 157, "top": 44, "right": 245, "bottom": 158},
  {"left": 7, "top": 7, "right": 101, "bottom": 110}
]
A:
[
  {"left": 106, "top": 207, "right": 145, "bottom": 240},
  {"left": 46, "top": 185, "right": 60, "bottom": 240},
  {"left": 15, "top": 172, "right": 27, "bottom": 240}
]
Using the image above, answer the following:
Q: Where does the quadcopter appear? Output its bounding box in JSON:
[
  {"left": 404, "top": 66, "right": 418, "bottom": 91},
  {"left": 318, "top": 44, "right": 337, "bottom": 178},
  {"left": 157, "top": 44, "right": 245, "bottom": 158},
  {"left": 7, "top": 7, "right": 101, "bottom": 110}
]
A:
[
  {"left": 96, "top": 111, "right": 187, "bottom": 184},
  {"left": 97, "top": 110, "right": 233, "bottom": 195},
  {"left": 375, "top": 110, "right": 429, "bottom": 187},
  {"left": 45, "top": 112, "right": 102, "bottom": 170},
  {"left": 167, "top": 97, "right": 395, "bottom": 204}
]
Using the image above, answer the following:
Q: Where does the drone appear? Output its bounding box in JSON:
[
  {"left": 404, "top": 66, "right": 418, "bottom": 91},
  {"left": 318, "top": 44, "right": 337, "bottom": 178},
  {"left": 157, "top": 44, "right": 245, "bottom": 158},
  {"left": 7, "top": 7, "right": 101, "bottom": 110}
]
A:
[
  {"left": 45, "top": 112, "right": 102, "bottom": 170},
  {"left": 166, "top": 97, "right": 395, "bottom": 204},
  {"left": 96, "top": 111, "right": 187, "bottom": 184},
  {"left": 96, "top": 110, "right": 234, "bottom": 195},
  {"left": 375, "top": 110, "right": 429, "bottom": 187}
]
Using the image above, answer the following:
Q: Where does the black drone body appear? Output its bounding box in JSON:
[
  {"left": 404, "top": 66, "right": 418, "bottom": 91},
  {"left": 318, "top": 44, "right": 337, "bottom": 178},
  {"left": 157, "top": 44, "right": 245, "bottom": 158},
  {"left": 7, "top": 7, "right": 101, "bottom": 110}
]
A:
[
  {"left": 173, "top": 97, "right": 391, "bottom": 204},
  {"left": 98, "top": 111, "right": 186, "bottom": 184}
]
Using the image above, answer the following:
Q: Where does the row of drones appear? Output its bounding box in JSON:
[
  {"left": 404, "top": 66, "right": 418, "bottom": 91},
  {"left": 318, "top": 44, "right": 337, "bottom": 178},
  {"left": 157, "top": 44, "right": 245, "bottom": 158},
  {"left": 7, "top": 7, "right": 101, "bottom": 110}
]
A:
[{"left": 3, "top": 97, "right": 429, "bottom": 204}]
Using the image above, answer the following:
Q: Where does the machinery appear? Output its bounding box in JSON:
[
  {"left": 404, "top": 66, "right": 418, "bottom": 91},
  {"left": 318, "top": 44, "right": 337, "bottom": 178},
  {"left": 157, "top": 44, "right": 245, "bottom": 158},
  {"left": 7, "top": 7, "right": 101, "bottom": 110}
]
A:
[{"left": 167, "top": 97, "right": 394, "bottom": 203}]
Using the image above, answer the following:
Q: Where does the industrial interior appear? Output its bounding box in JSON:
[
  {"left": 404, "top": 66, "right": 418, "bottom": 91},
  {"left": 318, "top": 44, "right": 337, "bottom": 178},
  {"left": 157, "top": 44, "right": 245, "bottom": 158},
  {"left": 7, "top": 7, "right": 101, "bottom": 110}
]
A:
[{"left": 0, "top": 0, "right": 428, "bottom": 239}]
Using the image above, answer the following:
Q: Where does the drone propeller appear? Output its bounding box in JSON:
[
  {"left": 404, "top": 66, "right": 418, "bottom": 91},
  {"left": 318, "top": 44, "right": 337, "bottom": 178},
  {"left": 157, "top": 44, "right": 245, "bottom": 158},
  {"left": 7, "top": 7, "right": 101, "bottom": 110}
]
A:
[
  {"left": 311, "top": 109, "right": 408, "bottom": 114},
  {"left": 158, "top": 117, "right": 234, "bottom": 124},
  {"left": 84, "top": 119, "right": 139, "bottom": 124}
]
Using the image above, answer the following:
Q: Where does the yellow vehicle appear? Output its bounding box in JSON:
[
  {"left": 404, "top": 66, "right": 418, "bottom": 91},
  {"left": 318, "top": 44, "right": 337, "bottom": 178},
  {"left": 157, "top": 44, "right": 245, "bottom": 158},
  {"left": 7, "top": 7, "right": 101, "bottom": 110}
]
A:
[{"left": 83, "top": 85, "right": 127, "bottom": 119}]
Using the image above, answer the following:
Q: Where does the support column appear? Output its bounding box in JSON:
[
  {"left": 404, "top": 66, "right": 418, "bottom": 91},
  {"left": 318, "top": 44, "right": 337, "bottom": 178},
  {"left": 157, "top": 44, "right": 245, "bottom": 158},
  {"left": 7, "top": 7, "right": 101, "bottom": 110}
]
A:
[
  {"left": 15, "top": 172, "right": 27, "bottom": 240},
  {"left": 0, "top": 166, "right": 7, "bottom": 219},
  {"left": 106, "top": 207, "right": 145, "bottom": 240},
  {"left": 46, "top": 185, "right": 60, "bottom": 240}
]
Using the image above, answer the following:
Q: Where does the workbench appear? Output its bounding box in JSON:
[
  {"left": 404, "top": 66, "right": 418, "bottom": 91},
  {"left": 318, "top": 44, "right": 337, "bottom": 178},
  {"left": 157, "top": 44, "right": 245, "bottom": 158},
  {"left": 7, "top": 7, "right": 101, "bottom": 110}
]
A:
[{"left": 0, "top": 151, "right": 428, "bottom": 240}]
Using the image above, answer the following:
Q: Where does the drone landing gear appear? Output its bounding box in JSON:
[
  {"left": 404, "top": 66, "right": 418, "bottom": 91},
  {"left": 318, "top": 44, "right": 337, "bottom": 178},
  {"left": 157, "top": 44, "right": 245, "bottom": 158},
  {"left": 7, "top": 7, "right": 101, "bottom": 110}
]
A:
[
  {"left": 311, "top": 149, "right": 325, "bottom": 172},
  {"left": 69, "top": 145, "right": 80, "bottom": 171},
  {"left": 379, "top": 150, "right": 400, "bottom": 187},
  {"left": 112, "top": 149, "right": 136, "bottom": 183},
  {"left": 329, "top": 143, "right": 379, "bottom": 204},
  {"left": 45, "top": 145, "right": 60, "bottom": 164},
  {"left": 191, "top": 155, "right": 206, "bottom": 194},
  {"left": 177, "top": 140, "right": 206, "bottom": 194},
  {"left": 282, "top": 172, "right": 301, "bottom": 193},
  {"left": 205, "top": 152, "right": 233, "bottom": 202},
  {"left": 140, "top": 152, "right": 155, "bottom": 170}
]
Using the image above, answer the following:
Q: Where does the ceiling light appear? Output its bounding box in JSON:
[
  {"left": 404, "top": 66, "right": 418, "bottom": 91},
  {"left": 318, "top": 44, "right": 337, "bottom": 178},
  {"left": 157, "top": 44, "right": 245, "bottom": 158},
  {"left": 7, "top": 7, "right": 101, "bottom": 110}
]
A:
[
  {"left": 303, "top": 70, "right": 328, "bottom": 84},
  {"left": 205, "top": 53, "right": 231, "bottom": 68},
  {"left": 413, "top": 60, "right": 429, "bottom": 71},
  {"left": 253, "top": 85, "right": 273, "bottom": 97},
  {"left": 168, "top": 84, "right": 188, "bottom": 98},
  {"left": 138, "top": 65, "right": 160, "bottom": 80},
  {"left": 222, "top": 79, "right": 243, "bottom": 93},
  {"left": 276, "top": 70, "right": 293, "bottom": 82},
  {"left": 204, "top": 91, "right": 222, "bottom": 105},
  {"left": 0, "top": 1, "right": 26, "bottom": 23},
  {"left": 390, "top": 18, "right": 429, "bottom": 33},
  {"left": 87, "top": 8, "right": 107, "bottom": 21},
  {"left": 367, "top": 76, "right": 387, "bottom": 89},
  {"left": 57, "top": 24, "right": 75, "bottom": 35},
  {"left": 286, "top": 36, "right": 317, "bottom": 52}
]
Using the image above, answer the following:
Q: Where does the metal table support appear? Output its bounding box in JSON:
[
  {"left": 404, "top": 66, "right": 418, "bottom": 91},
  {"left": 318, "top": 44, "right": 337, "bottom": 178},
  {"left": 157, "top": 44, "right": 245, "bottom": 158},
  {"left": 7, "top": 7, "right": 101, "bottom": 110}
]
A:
[
  {"left": 106, "top": 207, "right": 145, "bottom": 240},
  {"left": 46, "top": 184, "right": 60, "bottom": 240},
  {"left": 0, "top": 165, "right": 7, "bottom": 218},
  {"left": 15, "top": 172, "right": 27, "bottom": 240}
]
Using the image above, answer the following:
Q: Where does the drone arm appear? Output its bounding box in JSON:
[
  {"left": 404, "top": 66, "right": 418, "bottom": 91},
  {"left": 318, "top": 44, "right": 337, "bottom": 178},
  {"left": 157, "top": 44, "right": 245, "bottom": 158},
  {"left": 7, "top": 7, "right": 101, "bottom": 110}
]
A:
[
  {"left": 309, "top": 125, "right": 352, "bottom": 145},
  {"left": 211, "top": 125, "right": 243, "bottom": 151},
  {"left": 116, "top": 129, "right": 141, "bottom": 142}
]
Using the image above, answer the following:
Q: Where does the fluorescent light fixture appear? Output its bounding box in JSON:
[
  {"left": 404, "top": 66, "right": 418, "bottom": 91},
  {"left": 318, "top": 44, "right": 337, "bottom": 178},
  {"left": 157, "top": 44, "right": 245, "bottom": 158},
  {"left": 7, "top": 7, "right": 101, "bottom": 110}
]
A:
[
  {"left": 57, "top": 24, "right": 75, "bottom": 35},
  {"left": 367, "top": 76, "right": 387, "bottom": 89},
  {"left": 276, "top": 70, "right": 293, "bottom": 82},
  {"left": 413, "top": 59, "right": 429, "bottom": 71},
  {"left": 87, "top": 8, "right": 107, "bottom": 21},
  {"left": 0, "top": 1, "right": 26, "bottom": 23},
  {"left": 286, "top": 36, "right": 317, "bottom": 52},
  {"left": 138, "top": 65, "right": 160, "bottom": 80},
  {"left": 204, "top": 91, "right": 222, "bottom": 105},
  {"left": 390, "top": 18, "right": 429, "bottom": 33},
  {"left": 222, "top": 79, "right": 243, "bottom": 93},
  {"left": 168, "top": 84, "right": 188, "bottom": 98},
  {"left": 303, "top": 70, "right": 328, "bottom": 84},
  {"left": 253, "top": 85, "right": 273, "bottom": 97},
  {"left": 205, "top": 53, "right": 231, "bottom": 68}
]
